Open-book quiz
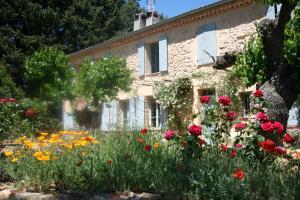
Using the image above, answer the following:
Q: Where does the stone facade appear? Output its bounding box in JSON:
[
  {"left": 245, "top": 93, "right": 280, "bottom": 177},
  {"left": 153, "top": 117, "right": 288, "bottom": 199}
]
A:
[{"left": 65, "top": 0, "right": 299, "bottom": 130}]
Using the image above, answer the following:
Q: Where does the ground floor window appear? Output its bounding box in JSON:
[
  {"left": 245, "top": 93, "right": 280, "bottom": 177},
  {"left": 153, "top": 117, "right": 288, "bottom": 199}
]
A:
[
  {"left": 149, "top": 97, "right": 167, "bottom": 128},
  {"left": 120, "top": 100, "right": 130, "bottom": 127},
  {"left": 199, "top": 88, "right": 215, "bottom": 104},
  {"left": 241, "top": 93, "right": 250, "bottom": 117}
]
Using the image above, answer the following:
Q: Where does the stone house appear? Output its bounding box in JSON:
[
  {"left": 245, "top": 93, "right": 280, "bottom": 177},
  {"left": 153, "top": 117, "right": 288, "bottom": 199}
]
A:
[{"left": 64, "top": 0, "right": 299, "bottom": 130}]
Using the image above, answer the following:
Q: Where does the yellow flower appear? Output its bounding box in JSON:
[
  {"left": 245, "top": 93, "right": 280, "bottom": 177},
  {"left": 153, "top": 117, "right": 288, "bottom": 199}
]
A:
[
  {"left": 40, "top": 132, "right": 48, "bottom": 137},
  {"left": 37, "top": 136, "right": 46, "bottom": 141},
  {"left": 33, "top": 151, "right": 43, "bottom": 158},
  {"left": 153, "top": 143, "right": 160, "bottom": 149},
  {"left": 36, "top": 155, "right": 50, "bottom": 161},
  {"left": 50, "top": 134, "right": 59, "bottom": 139},
  {"left": 15, "top": 151, "right": 22, "bottom": 157},
  {"left": 11, "top": 157, "right": 18, "bottom": 163},
  {"left": 24, "top": 140, "right": 34, "bottom": 149},
  {"left": 44, "top": 151, "right": 51, "bottom": 156},
  {"left": 62, "top": 143, "right": 73, "bottom": 149},
  {"left": 4, "top": 150, "right": 13, "bottom": 157}
]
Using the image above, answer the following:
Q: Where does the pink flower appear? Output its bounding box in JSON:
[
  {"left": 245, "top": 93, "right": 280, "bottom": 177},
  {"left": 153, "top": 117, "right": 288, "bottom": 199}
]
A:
[
  {"left": 273, "top": 121, "right": 284, "bottom": 134},
  {"left": 231, "top": 150, "right": 237, "bottom": 158},
  {"left": 235, "top": 143, "right": 244, "bottom": 148},
  {"left": 218, "top": 96, "right": 231, "bottom": 106},
  {"left": 234, "top": 122, "right": 246, "bottom": 131},
  {"left": 283, "top": 133, "right": 295, "bottom": 143},
  {"left": 141, "top": 128, "right": 148, "bottom": 135},
  {"left": 188, "top": 124, "right": 202, "bottom": 137},
  {"left": 220, "top": 144, "right": 227, "bottom": 151},
  {"left": 144, "top": 144, "right": 151, "bottom": 151},
  {"left": 8, "top": 98, "right": 16, "bottom": 103},
  {"left": 260, "top": 122, "right": 275, "bottom": 133},
  {"left": 164, "top": 130, "right": 175, "bottom": 140},
  {"left": 0, "top": 98, "right": 8, "bottom": 104},
  {"left": 224, "top": 111, "right": 237, "bottom": 121},
  {"left": 137, "top": 137, "right": 144, "bottom": 144},
  {"left": 253, "top": 90, "right": 263, "bottom": 97},
  {"left": 273, "top": 146, "right": 286, "bottom": 155},
  {"left": 200, "top": 96, "right": 210, "bottom": 104},
  {"left": 256, "top": 112, "right": 269, "bottom": 122}
]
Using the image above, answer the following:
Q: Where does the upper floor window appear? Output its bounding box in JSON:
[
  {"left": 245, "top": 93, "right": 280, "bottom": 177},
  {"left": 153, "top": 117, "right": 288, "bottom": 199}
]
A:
[
  {"left": 150, "top": 42, "right": 160, "bottom": 73},
  {"left": 197, "top": 22, "right": 217, "bottom": 65}
]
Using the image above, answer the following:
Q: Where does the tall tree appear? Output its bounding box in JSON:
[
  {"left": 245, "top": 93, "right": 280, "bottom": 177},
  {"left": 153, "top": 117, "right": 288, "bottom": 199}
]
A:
[
  {"left": 0, "top": 0, "right": 141, "bottom": 87},
  {"left": 214, "top": 0, "right": 299, "bottom": 127}
]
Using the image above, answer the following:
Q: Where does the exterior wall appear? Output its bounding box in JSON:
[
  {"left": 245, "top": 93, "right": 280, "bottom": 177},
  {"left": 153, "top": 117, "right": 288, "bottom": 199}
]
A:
[{"left": 67, "top": 1, "right": 274, "bottom": 130}]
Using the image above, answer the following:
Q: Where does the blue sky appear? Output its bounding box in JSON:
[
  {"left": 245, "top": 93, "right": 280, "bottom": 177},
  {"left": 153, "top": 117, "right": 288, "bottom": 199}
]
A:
[{"left": 139, "top": 0, "right": 220, "bottom": 18}]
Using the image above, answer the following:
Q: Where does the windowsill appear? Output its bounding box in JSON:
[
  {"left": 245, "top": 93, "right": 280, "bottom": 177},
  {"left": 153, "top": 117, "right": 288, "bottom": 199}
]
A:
[{"left": 145, "top": 71, "right": 168, "bottom": 77}]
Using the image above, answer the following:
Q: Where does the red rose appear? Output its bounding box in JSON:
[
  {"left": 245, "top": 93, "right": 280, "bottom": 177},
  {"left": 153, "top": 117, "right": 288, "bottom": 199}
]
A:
[
  {"left": 137, "top": 137, "right": 144, "bottom": 144},
  {"left": 258, "top": 139, "right": 276, "bottom": 151},
  {"left": 273, "top": 122, "right": 284, "bottom": 134},
  {"left": 188, "top": 124, "right": 202, "bottom": 137},
  {"left": 218, "top": 96, "right": 231, "bottom": 106},
  {"left": 144, "top": 144, "right": 151, "bottom": 151},
  {"left": 198, "top": 139, "right": 206, "bottom": 146},
  {"left": 260, "top": 122, "right": 275, "bottom": 133},
  {"left": 106, "top": 160, "right": 113, "bottom": 164},
  {"left": 0, "top": 98, "right": 8, "bottom": 104},
  {"left": 8, "top": 98, "right": 16, "bottom": 103},
  {"left": 256, "top": 112, "right": 269, "bottom": 122},
  {"left": 273, "top": 146, "right": 286, "bottom": 155},
  {"left": 224, "top": 111, "right": 237, "bottom": 121},
  {"left": 141, "top": 128, "right": 148, "bottom": 135},
  {"left": 234, "top": 122, "right": 246, "bottom": 131},
  {"left": 283, "top": 133, "right": 295, "bottom": 143},
  {"left": 220, "top": 144, "right": 227, "bottom": 151},
  {"left": 232, "top": 168, "right": 245, "bottom": 180},
  {"left": 24, "top": 109, "right": 36, "bottom": 117},
  {"left": 235, "top": 143, "right": 244, "bottom": 148},
  {"left": 200, "top": 96, "right": 210, "bottom": 104},
  {"left": 231, "top": 150, "right": 237, "bottom": 158},
  {"left": 253, "top": 90, "right": 264, "bottom": 97},
  {"left": 164, "top": 130, "right": 175, "bottom": 140}
]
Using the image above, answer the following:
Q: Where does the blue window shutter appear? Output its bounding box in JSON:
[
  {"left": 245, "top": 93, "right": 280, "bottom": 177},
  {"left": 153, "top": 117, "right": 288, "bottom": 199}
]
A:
[
  {"left": 197, "top": 22, "right": 217, "bottom": 65},
  {"left": 136, "top": 96, "right": 145, "bottom": 128},
  {"left": 111, "top": 100, "right": 118, "bottom": 130},
  {"left": 63, "top": 112, "right": 74, "bottom": 130},
  {"left": 138, "top": 44, "right": 145, "bottom": 76},
  {"left": 101, "top": 103, "right": 110, "bottom": 132},
  {"left": 159, "top": 35, "right": 168, "bottom": 72}
]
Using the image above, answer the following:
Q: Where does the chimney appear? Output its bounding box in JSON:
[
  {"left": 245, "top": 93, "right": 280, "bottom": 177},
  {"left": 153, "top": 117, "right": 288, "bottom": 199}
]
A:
[
  {"left": 134, "top": 13, "right": 146, "bottom": 31},
  {"left": 146, "top": 11, "right": 160, "bottom": 27}
]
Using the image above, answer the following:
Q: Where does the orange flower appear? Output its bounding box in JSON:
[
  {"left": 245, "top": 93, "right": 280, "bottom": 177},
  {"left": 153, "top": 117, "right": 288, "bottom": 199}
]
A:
[{"left": 138, "top": 137, "right": 144, "bottom": 144}]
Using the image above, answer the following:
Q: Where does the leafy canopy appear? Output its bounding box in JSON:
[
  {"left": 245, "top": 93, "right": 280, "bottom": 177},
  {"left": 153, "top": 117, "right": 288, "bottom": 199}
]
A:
[
  {"left": 24, "top": 48, "right": 74, "bottom": 102},
  {"left": 74, "top": 56, "right": 133, "bottom": 103}
]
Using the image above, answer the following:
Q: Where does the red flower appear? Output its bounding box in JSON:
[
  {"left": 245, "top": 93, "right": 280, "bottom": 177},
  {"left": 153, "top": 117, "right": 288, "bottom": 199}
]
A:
[
  {"left": 164, "top": 130, "right": 175, "bottom": 140},
  {"left": 218, "top": 96, "right": 231, "bottom": 106},
  {"left": 106, "top": 160, "right": 113, "bottom": 164},
  {"left": 260, "top": 122, "right": 275, "bottom": 133},
  {"left": 144, "top": 144, "right": 151, "bottom": 151},
  {"left": 273, "top": 146, "right": 287, "bottom": 155},
  {"left": 137, "top": 137, "right": 144, "bottom": 144},
  {"left": 198, "top": 139, "right": 206, "bottom": 146},
  {"left": 234, "top": 122, "right": 246, "bottom": 131},
  {"left": 231, "top": 150, "right": 237, "bottom": 158},
  {"left": 0, "top": 98, "right": 8, "bottom": 104},
  {"left": 200, "top": 96, "right": 210, "bottom": 104},
  {"left": 235, "top": 143, "right": 244, "bottom": 148},
  {"left": 141, "top": 128, "right": 148, "bottom": 135},
  {"left": 188, "top": 124, "right": 202, "bottom": 137},
  {"left": 256, "top": 112, "right": 269, "bottom": 122},
  {"left": 283, "top": 133, "right": 295, "bottom": 143},
  {"left": 273, "top": 121, "right": 284, "bottom": 134},
  {"left": 224, "top": 111, "right": 237, "bottom": 121},
  {"left": 258, "top": 139, "right": 276, "bottom": 151},
  {"left": 220, "top": 144, "right": 227, "bottom": 151},
  {"left": 24, "top": 109, "right": 36, "bottom": 118},
  {"left": 8, "top": 98, "right": 16, "bottom": 103},
  {"left": 253, "top": 90, "right": 264, "bottom": 97},
  {"left": 232, "top": 168, "right": 245, "bottom": 180}
]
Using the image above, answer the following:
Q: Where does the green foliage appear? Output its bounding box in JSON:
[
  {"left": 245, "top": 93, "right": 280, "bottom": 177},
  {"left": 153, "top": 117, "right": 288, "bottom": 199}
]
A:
[
  {"left": 0, "top": 65, "right": 24, "bottom": 99},
  {"left": 24, "top": 48, "right": 74, "bottom": 102},
  {"left": 0, "top": 98, "right": 60, "bottom": 140},
  {"left": 74, "top": 56, "right": 133, "bottom": 104},
  {"left": 263, "top": 0, "right": 299, "bottom": 5},
  {"left": 0, "top": 0, "right": 142, "bottom": 86},
  {"left": 231, "top": 35, "right": 268, "bottom": 87},
  {"left": 154, "top": 77, "right": 193, "bottom": 132}
]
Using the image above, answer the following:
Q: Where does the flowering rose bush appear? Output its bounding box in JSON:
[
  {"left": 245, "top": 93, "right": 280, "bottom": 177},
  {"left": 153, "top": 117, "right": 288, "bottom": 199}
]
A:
[{"left": 200, "top": 96, "right": 210, "bottom": 104}]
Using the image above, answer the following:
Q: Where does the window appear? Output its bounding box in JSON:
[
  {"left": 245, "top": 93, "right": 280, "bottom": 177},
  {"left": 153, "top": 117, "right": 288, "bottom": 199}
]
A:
[
  {"left": 149, "top": 97, "right": 167, "bottom": 128},
  {"left": 241, "top": 93, "right": 250, "bottom": 117},
  {"left": 150, "top": 42, "right": 159, "bottom": 73},
  {"left": 120, "top": 100, "right": 130, "bottom": 127}
]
